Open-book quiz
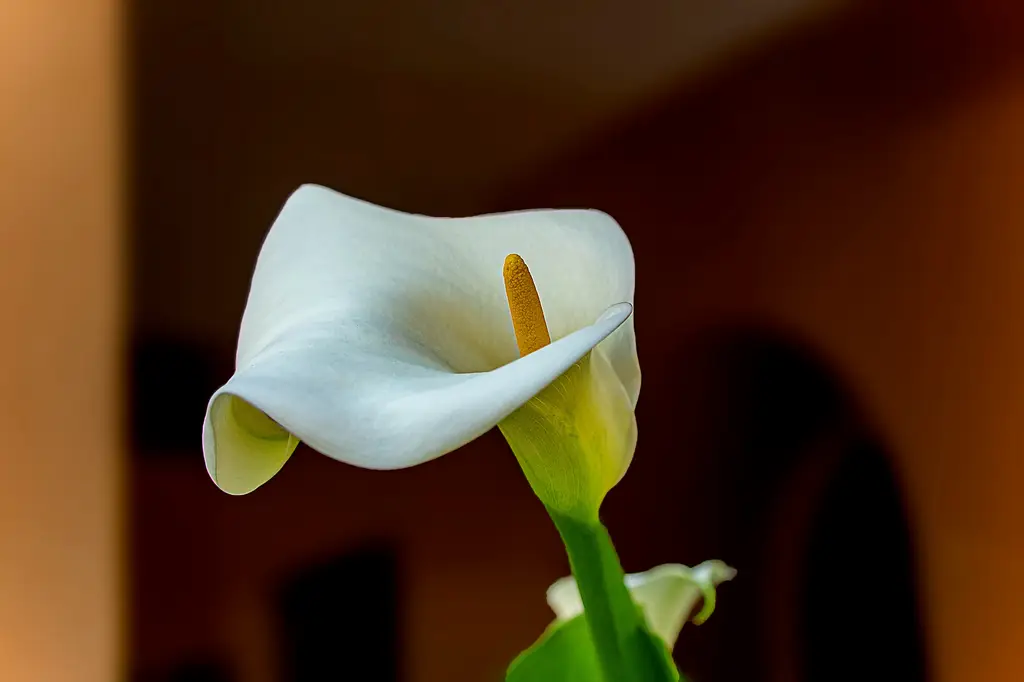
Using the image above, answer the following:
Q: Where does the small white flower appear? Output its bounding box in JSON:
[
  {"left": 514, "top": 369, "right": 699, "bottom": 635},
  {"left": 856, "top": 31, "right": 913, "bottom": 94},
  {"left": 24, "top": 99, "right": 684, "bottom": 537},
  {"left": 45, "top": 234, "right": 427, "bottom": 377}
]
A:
[
  {"left": 547, "top": 561, "right": 737, "bottom": 649},
  {"left": 203, "top": 185, "right": 639, "bottom": 517}
]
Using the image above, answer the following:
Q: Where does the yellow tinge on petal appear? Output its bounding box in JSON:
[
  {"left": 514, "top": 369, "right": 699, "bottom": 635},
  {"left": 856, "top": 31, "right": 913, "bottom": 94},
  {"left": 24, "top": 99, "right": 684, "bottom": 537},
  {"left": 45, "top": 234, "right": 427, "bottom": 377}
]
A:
[
  {"left": 207, "top": 394, "right": 300, "bottom": 495},
  {"left": 500, "top": 254, "right": 637, "bottom": 521}
]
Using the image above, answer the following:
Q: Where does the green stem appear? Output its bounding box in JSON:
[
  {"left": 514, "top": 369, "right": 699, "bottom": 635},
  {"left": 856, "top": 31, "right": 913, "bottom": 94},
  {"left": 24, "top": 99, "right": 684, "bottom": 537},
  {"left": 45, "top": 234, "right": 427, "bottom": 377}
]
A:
[{"left": 548, "top": 509, "right": 648, "bottom": 682}]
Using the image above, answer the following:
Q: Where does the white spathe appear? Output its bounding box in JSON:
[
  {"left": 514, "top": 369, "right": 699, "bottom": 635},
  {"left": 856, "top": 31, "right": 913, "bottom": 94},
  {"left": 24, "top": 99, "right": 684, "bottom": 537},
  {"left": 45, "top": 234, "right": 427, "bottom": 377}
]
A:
[
  {"left": 547, "top": 561, "right": 737, "bottom": 649},
  {"left": 203, "top": 184, "right": 640, "bottom": 495}
]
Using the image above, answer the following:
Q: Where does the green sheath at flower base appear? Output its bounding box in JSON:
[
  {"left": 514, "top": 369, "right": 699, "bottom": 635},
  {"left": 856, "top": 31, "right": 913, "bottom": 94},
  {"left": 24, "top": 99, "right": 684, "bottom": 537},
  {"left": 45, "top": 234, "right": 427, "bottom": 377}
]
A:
[
  {"left": 497, "top": 254, "right": 637, "bottom": 521},
  {"left": 498, "top": 350, "right": 636, "bottom": 521}
]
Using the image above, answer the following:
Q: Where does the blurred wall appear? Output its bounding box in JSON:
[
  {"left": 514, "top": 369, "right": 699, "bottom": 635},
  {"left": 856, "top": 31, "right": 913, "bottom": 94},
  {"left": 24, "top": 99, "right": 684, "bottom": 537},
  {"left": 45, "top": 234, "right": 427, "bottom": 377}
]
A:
[
  {"left": 0, "top": 0, "right": 122, "bottom": 680},
  {"left": 130, "top": 1, "right": 1024, "bottom": 681},
  {"left": 128, "top": 1, "right": 849, "bottom": 680},
  {"left": 129, "top": 0, "right": 838, "bottom": 351},
  {"left": 509, "top": 3, "right": 1024, "bottom": 680},
  {"left": 133, "top": 435, "right": 569, "bottom": 681}
]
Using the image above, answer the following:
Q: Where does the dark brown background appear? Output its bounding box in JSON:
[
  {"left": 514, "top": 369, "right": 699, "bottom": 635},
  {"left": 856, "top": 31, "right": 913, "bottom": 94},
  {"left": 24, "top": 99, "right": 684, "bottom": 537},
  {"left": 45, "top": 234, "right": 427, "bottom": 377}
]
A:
[{"left": 128, "top": 1, "right": 1024, "bottom": 681}]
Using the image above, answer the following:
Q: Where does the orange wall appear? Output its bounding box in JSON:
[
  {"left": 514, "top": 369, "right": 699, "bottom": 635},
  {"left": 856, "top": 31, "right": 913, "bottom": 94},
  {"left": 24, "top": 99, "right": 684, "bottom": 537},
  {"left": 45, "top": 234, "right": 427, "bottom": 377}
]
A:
[
  {"left": 512, "top": 5, "right": 1024, "bottom": 679},
  {"left": 0, "top": 0, "right": 123, "bottom": 679}
]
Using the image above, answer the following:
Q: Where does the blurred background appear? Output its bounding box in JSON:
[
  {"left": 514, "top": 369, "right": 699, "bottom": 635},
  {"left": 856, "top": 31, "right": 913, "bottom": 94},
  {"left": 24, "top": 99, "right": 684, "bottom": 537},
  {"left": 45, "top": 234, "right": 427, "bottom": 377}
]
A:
[{"left": 2, "top": 0, "right": 1023, "bottom": 680}]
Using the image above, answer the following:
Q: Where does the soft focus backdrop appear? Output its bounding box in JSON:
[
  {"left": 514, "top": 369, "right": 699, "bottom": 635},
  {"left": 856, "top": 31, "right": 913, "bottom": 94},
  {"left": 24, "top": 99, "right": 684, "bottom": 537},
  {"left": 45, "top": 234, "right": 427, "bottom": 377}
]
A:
[{"left": 2, "top": 0, "right": 1023, "bottom": 681}]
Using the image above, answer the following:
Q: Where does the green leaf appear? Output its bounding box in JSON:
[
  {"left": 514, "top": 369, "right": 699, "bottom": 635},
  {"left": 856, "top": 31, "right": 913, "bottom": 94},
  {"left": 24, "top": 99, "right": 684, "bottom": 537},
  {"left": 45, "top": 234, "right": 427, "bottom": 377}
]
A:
[
  {"left": 506, "top": 615, "right": 601, "bottom": 682},
  {"left": 506, "top": 614, "right": 679, "bottom": 682}
]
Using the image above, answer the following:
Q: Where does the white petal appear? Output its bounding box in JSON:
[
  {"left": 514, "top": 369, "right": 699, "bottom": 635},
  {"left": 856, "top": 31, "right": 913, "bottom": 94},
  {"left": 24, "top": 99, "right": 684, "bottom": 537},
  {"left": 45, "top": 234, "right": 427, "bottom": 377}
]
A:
[
  {"left": 547, "top": 561, "right": 736, "bottom": 649},
  {"left": 203, "top": 185, "right": 638, "bottom": 494}
]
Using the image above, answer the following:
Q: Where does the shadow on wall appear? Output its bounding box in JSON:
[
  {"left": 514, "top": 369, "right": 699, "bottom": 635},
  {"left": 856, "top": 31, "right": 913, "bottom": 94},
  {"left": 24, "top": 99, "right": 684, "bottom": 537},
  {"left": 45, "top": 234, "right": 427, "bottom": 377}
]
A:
[
  {"left": 276, "top": 546, "right": 400, "bottom": 681},
  {"left": 675, "top": 331, "right": 929, "bottom": 682},
  {"left": 132, "top": 545, "right": 401, "bottom": 682}
]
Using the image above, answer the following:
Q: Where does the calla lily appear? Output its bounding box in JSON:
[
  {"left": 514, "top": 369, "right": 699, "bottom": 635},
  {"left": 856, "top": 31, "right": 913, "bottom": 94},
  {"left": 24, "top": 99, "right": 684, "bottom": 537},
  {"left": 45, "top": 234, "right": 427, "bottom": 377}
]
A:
[
  {"left": 203, "top": 184, "right": 639, "bottom": 518},
  {"left": 547, "top": 561, "right": 737, "bottom": 650}
]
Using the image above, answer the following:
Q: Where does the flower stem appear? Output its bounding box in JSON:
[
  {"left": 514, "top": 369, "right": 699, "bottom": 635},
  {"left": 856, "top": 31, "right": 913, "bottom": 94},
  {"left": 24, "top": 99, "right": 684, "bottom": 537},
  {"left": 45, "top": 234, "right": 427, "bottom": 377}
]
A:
[{"left": 547, "top": 508, "right": 678, "bottom": 682}]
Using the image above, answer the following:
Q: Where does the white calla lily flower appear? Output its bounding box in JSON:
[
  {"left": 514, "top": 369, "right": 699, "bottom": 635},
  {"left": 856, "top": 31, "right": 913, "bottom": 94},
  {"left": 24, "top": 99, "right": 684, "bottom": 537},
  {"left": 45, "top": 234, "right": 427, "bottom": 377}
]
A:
[
  {"left": 202, "top": 184, "right": 640, "bottom": 516},
  {"left": 546, "top": 561, "right": 737, "bottom": 649}
]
